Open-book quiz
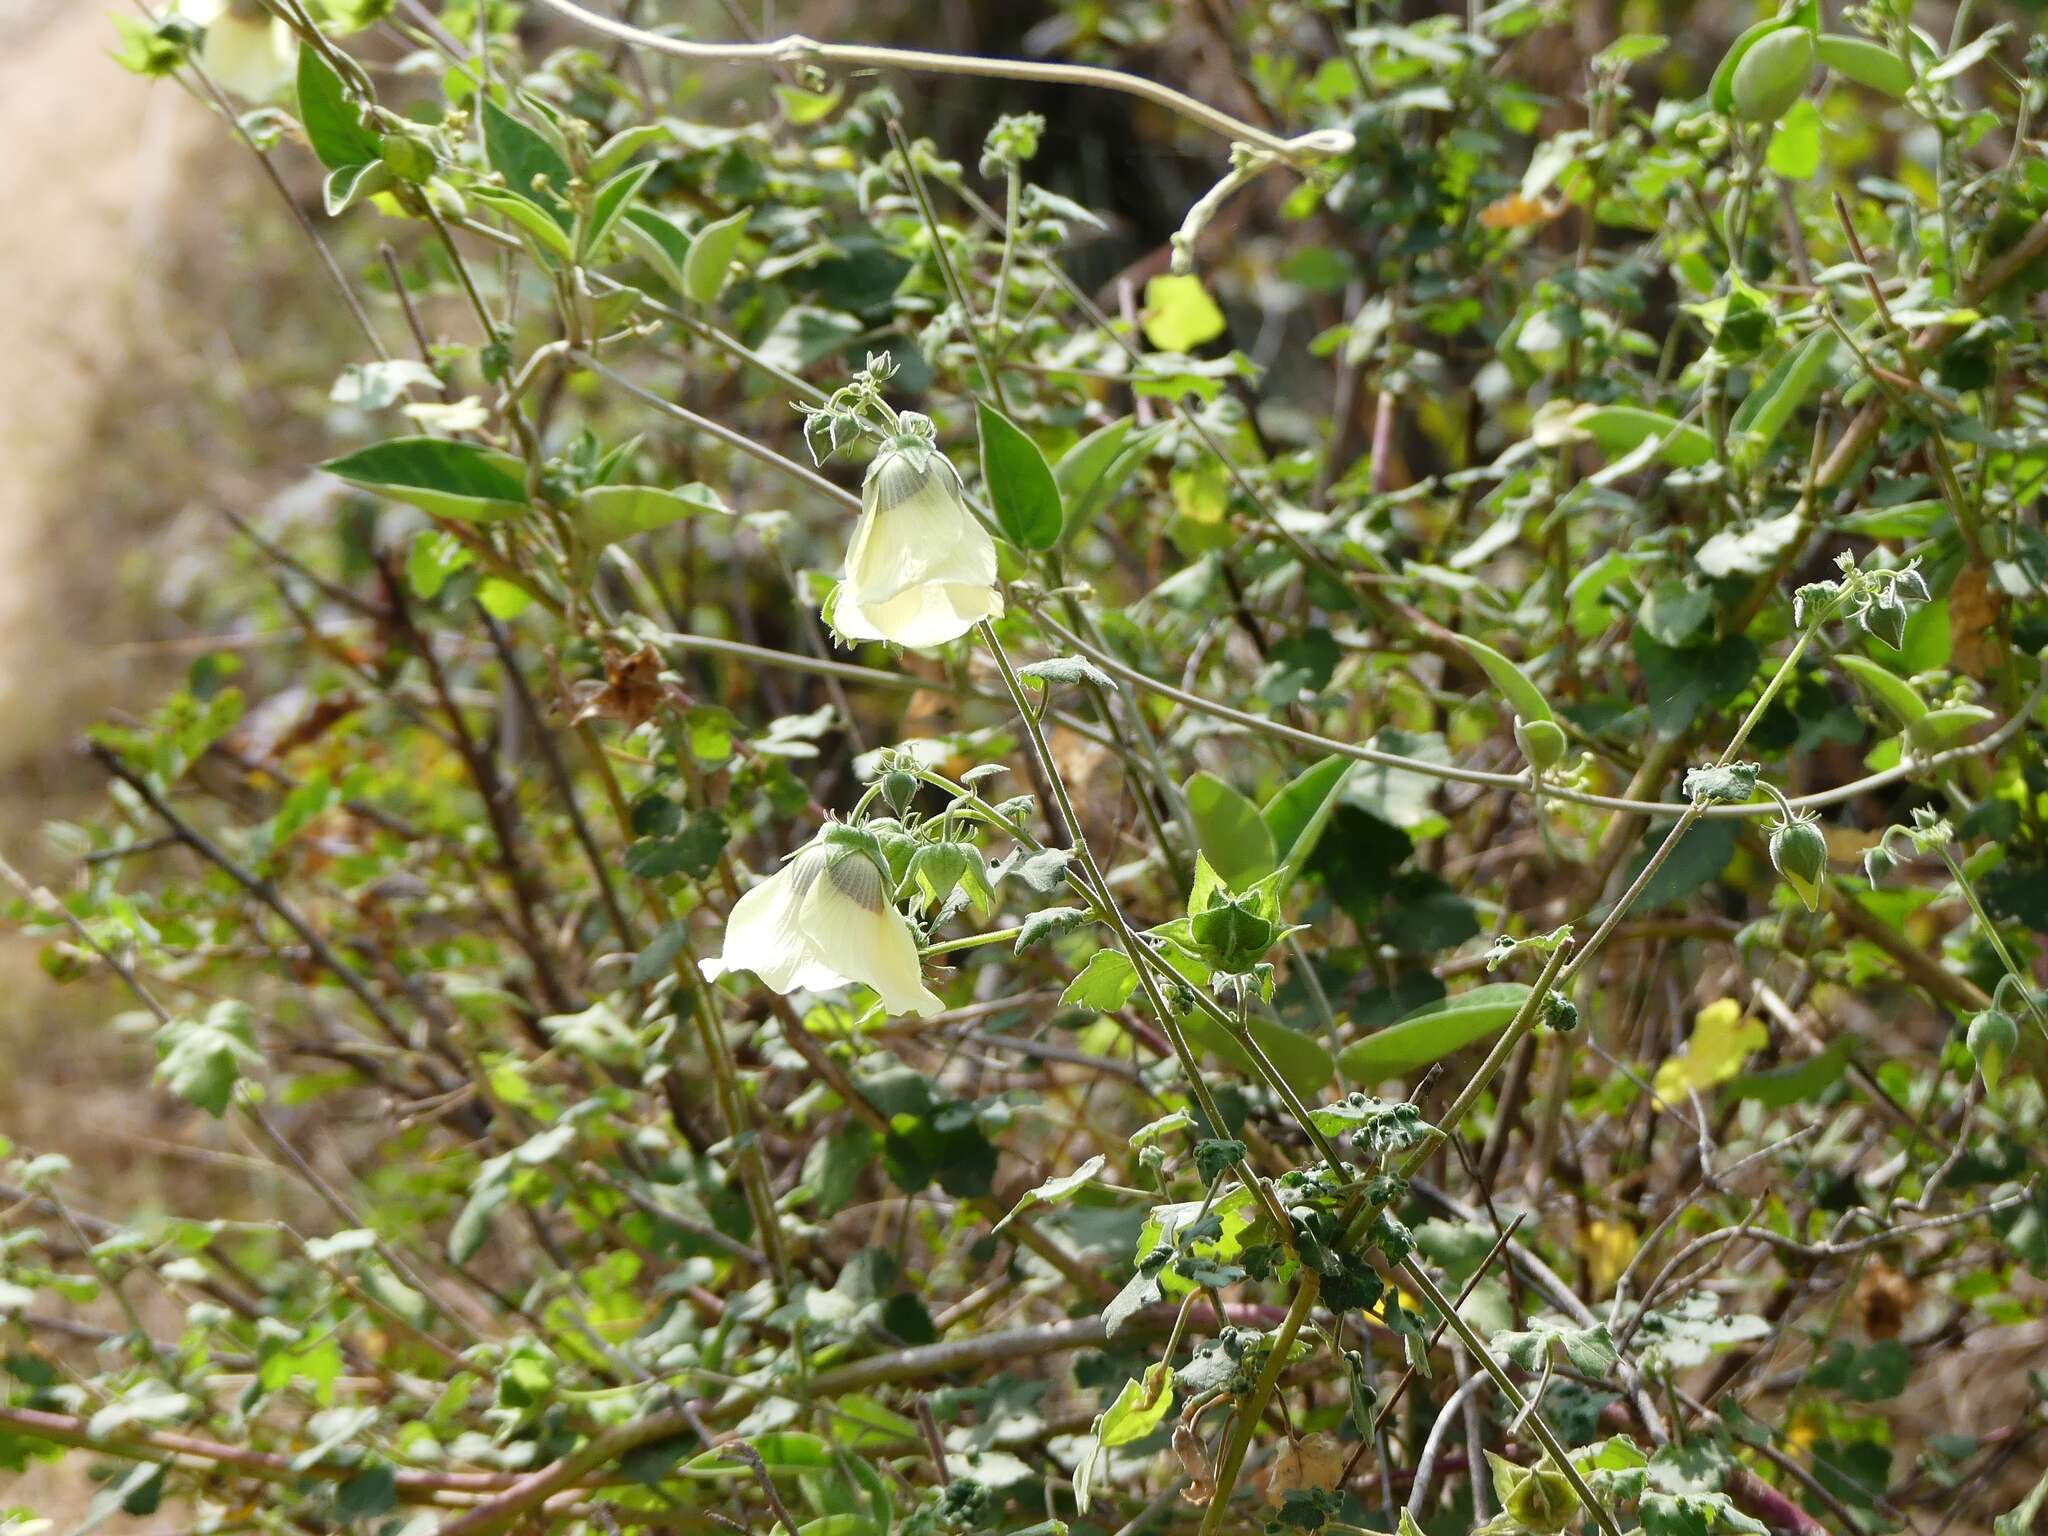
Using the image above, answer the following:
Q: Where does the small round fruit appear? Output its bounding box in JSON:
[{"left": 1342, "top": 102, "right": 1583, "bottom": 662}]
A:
[
  {"left": 1731, "top": 27, "right": 1816, "bottom": 124},
  {"left": 1515, "top": 716, "right": 1568, "bottom": 772},
  {"left": 1967, "top": 1008, "right": 2017, "bottom": 1097},
  {"left": 1768, "top": 813, "right": 1828, "bottom": 911}
]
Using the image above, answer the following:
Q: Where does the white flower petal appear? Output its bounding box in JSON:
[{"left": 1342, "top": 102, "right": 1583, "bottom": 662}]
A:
[
  {"left": 848, "top": 470, "right": 998, "bottom": 606},
  {"left": 709, "top": 851, "right": 833, "bottom": 994},
  {"left": 835, "top": 450, "right": 1001, "bottom": 649},
  {"left": 795, "top": 859, "right": 945, "bottom": 1019},
  {"left": 203, "top": 14, "right": 296, "bottom": 100},
  {"left": 835, "top": 580, "right": 1002, "bottom": 648}
]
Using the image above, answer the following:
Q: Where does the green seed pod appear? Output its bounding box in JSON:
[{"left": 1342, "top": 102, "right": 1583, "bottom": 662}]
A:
[
  {"left": 1731, "top": 26, "right": 1816, "bottom": 124},
  {"left": 879, "top": 768, "right": 919, "bottom": 817},
  {"left": 379, "top": 132, "right": 435, "bottom": 184},
  {"left": 1515, "top": 715, "right": 1568, "bottom": 772},
  {"left": 1967, "top": 1008, "right": 2017, "bottom": 1099},
  {"left": 1861, "top": 589, "right": 1908, "bottom": 649},
  {"left": 1768, "top": 813, "right": 1828, "bottom": 911},
  {"left": 1190, "top": 890, "right": 1278, "bottom": 971},
  {"left": 1488, "top": 1452, "right": 1580, "bottom": 1536}
]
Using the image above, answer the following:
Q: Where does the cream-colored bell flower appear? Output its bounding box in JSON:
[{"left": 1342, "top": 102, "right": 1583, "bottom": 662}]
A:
[
  {"left": 704, "top": 838, "right": 944, "bottom": 1018},
  {"left": 831, "top": 435, "right": 1002, "bottom": 648},
  {"left": 200, "top": 4, "right": 298, "bottom": 101}
]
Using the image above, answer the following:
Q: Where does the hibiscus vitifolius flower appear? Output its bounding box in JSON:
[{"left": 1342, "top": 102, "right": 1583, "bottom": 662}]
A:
[
  {"left": 704, "top": 831, "right": 943, "bottom": 1018},
  {"left": 830, "top": 430, "right": 1002, "bottom": 649},
  {"left": 188, "top": 0, "right": 298, "bottom": 100}
]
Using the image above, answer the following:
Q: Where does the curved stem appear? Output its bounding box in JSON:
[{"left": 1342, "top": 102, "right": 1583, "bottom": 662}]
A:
[
  {"left": 524, "top": 0, "right": 1301, "bottom": 155},
  {"left": 1029, "top": 606, "right": 2044, "bottom": 820}
]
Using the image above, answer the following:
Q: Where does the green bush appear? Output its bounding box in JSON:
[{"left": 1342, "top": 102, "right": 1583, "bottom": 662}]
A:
[{"left": 8, "top": 2, "right": 2048, "bottom": 1534}]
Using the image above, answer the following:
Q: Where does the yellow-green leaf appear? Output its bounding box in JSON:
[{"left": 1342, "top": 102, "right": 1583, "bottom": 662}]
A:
[
  {"left": 1652, "top": 999, "right": 1767, "bottom": 1101},
  {"left": 1141, "top": 273, "right": 1226, "bottom": 352}
]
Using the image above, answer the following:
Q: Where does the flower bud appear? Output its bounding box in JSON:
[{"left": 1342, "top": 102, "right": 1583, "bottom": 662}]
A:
[
  {"left": 1541, "top": 989, "right": 1580, "bottom": 1034},
  {"left": 1731, "top": 27, "right": 1815, "bottom": 124},
  {"left": 1967, "top": 1008, "right": 2017, "bottom": 1099},
  {"left": 1515, "top": 715, "right": 1568, "bottom": 772},
  {"left": 1861, "top": 589, "right": 1908, "bottom": 650},
  {"left": 1768, "top": 812, "right": 1828, "bottom": 912},
  {"left": 879, "top": 768, "right": 919, "bottom": 817}
]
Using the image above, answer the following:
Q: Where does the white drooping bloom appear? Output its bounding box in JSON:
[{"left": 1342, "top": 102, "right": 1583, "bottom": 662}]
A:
[
  {"left": 831, "top": 435, "right": 1003, "bottom": 649},
  {"left": 705, "top": 838, "right": 944, "bottom": 1018},
  {"left": 199, "top": 5, "right": 298, "bottom": 101}
]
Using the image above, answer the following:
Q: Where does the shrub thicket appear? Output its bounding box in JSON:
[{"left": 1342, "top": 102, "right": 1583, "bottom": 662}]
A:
[{"left": 8, "top": 3, "right": 2048, "bottom": 1535}]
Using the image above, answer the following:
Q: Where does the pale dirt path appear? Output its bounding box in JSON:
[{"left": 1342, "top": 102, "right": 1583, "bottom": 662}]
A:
[
  {"left": 1, "top": 4, "right": 221, "bottom": 1522},
  {"left": 0, "top": 0, "right": 211, "bottom": 779}
]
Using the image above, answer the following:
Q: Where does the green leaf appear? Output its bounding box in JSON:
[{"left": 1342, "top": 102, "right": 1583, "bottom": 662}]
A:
[
  {"left": 1015, "top": 905, "right": 1090, "bottom": 953},
  {"left": 627, "top": 923, "right": 690, "bottom": 987},
  {"left": 755, "top": 306, "right": 863, "bottom": 374},
  {"left": 683, "top": 208, "right": 752, "bottom": 304},
  {"left": 322, "top": 437, "right": 529, "bottom": 522},
  {"left": 477, "top": 577, "right": 531, "bottom": 619},
  {"left": 587, "top": 122, "right": 669, "bottom": 182},
  {"left": 323, "top": 161, "right": 390, "bottom": 217},
  {"left": 1815, "top": 35, "right": 1912, "bottom": 97},
  {"left": 1927, "top": 27, "right": 2007, "bottom": 84},
  {"left": 1909, "top": 703, "right": 1994, "bottom": 747},
  {"left": 1141, "top": 273, "right": 1227, "bottom": 352},
  {"left": 297, "top": 48, "right": 382, "bottom": 172},
  {"left": 775, "top": 80, "right": 844, "bottom": 123},
  {"left": 1766, "top": 97, "right": 1824, "bottom": 179},
  {"left": 1182, "top": 1012, "right": 1335, "bottom": 1099},
  {"left": 1619, "top": 818, "right": 1740, "bottom": 911},
  {"left": 1635, "top": 633, "right": 1760, "bottom": 739},
  {"left": 1729, "top": 1033, "right": 1855, "bottom": 1106},
  {"left": 335, "top": 1465, "right": 399, "bottom": 1522},
  {"left": 1575, "top": 405, "right": 1715, "bottom": 467},
  {"left": 1017, "top": 656, "right": 1116, "bottom": 692},
  {"left": 481, "top": 97, "right": 572, "bottom": 227},
  {"left": 154, "top": 1002, "right": 259, "bottom": 1117},
  {"left": 1450, "top": 635, "right": 1553, "bottom": 723},
  {"left": 1993, "top": 1468, "right": 2048, "bottom": 1536},
  {"left": 447, "top": 1165, "right": 510, "bottom": 1264},
  {"left": 582, "top": 160, "right": 658, "bottom": 259},
  {"left": 1056, "top": 417, "right": 1161, "bottom": 544},
  {"left": 1263, "top": 756, "right": 1351, "bottom": 879},
  {"left": 993, "top": 1154, "right": 1106, "bottom": 1230},
  {"left": 620, "top": 206, "right": 694, "bottom": 293},
  {"left": 1696, "top": 510, "right": 1804, "bottom": 578},
  {"left": 1338, "top": 983, "right": 1531, "bottom": 1083},
  {"left": 1097, "top": 1363, "right": 1175, "bottom": 1448},
  {"left": 407, "top": 529, "right": 471, "bottom": 599},
  {"left": 1835, "top": 653, "right": 1929, "bottom": 726},
  {"left": 686, "top": 1432, "right": 835, "bottom": 1476},
  {"left": 1062, "top": 949, "right": 1138, "bottom": 1012},
  {"left": 471, "top": 187, "right": 575, "bottom": 261},
  {"left": 581, "top": 483, "right": 729, "bottom": 546},
  {"left": 977, "top": 401, "right": 1063, "bottom": 550},
  {"left": 1732, "top": 328, "right": 1837, "bottom": 463},
  {"left": 625, "top": 810, "right": 729, "bottom": 881},
  {"left": 1184, "top": 772, "right": 1278, "bottom": 889}
]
